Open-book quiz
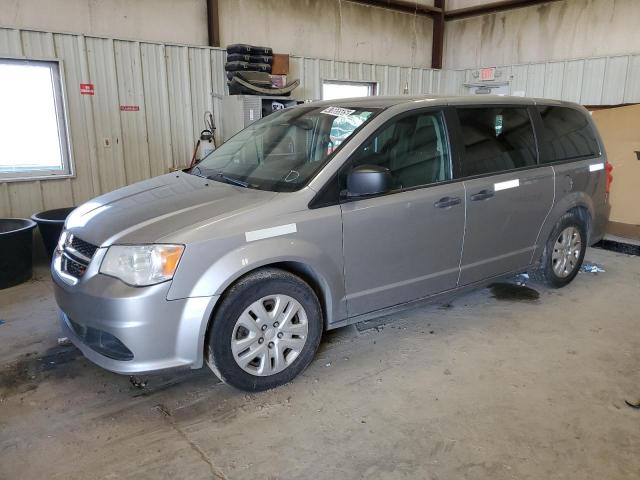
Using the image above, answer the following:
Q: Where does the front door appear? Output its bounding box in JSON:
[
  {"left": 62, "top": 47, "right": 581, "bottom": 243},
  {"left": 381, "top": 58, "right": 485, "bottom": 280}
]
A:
[
  {"left": 453, "top": 106, "right": 555, "bottom": 285},
  {"left": 340, "top": 109, "right": 465, "bottom": 317}
]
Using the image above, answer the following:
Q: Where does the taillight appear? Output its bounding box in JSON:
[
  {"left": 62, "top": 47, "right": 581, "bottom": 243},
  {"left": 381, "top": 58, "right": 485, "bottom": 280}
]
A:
[{"left": 605, "top": 160, "right": 613, "bottom": 193}]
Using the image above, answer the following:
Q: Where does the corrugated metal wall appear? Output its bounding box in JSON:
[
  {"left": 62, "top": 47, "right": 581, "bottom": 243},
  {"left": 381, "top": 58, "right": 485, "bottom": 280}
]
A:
[
  {"left": 1, "top": 26, "right": 638, "bottom": 219},
  {"left": 0, "top": 27, "right": 458, "bottom": 218},
  {"left": 463, "top": 54, "right": 640, "bottom": 105}
]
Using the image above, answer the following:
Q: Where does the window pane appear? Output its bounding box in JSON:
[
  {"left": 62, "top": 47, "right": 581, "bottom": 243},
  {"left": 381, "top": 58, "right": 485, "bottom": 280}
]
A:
[
  {"left": 322, "top": 81, "right": 373, "bottom": 100},
  {"left": 195, "top": 106, "right": 377, "bottom": 192},
  {"left": 347, "top": 111, "right": 451, "bottom": 190},
  {"left": 328, "top": 111, "right": 372, "bottom": 152},
  {"left": 0, "top": 61, "right": 65, "bottom": 174},
  {"left": 458, "top": 107, "right": 537, "bottom": 177},
  {"left": 537, "top": 106, "right": 599, "bottom": 163}
]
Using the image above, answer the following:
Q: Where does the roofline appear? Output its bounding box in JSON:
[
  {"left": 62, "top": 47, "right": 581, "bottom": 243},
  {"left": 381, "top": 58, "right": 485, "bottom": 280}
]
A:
[{"left": 299, "top": 95, "right": 585, "bottom": 110}]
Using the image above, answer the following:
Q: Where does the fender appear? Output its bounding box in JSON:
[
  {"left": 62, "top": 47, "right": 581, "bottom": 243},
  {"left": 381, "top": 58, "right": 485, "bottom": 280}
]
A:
[
  {"left": 531, "top": 189, "right": 595, "bottom": 265},
  {"left": 168, "top": 236, "right": 346, "bottom": 327}
]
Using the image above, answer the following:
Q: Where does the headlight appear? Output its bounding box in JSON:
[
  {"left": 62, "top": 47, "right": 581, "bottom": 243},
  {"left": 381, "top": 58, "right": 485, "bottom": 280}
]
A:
[
  {"left": 100, "top": 244, "right": 184, "bottom": 286},
  {"left": 56, "top": 229, "right": 69, "bottom": 253}
]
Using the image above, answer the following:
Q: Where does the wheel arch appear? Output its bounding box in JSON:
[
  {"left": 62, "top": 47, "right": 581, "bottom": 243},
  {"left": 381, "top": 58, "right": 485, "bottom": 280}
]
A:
[
  {"left": 567, "top": 205, "right": 592, "bottom": 243},
  {"left": 202, "top": 261, "right": 335, "bottom": 371},
  {"left": 532, "top": 193, "right": 595, "bottom": 265},
  {"left": 205, "top": 259, "right": 336, "bottom": 335}
]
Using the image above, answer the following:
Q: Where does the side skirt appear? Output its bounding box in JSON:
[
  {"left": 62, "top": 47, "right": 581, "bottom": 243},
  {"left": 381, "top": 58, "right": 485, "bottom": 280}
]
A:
[{"left": 327, "top": 266, "right": 535, "bottom": 330}]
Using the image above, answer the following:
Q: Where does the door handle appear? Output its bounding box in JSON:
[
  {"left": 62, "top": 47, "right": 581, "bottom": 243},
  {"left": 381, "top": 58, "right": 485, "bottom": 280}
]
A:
[
  {"left": 434, "top": 196, "right": 462, "bottom": 208},
  {"left": 470, "top": 189, "right": 495, "bottom": 201}
]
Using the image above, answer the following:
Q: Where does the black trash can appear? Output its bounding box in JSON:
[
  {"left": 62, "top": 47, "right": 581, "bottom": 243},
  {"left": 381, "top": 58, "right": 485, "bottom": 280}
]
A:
[
  {"left": 0, "top": 218, "right": 37, "bottom": 289},
  {"left": 31, "top": 207, "right": 75, "bottom": 260}
]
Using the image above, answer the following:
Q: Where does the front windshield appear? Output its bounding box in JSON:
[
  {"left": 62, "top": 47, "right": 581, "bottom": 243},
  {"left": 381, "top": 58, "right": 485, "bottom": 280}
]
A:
[{"left": 191, "top": 105, "right": 378, "bottom": 192}]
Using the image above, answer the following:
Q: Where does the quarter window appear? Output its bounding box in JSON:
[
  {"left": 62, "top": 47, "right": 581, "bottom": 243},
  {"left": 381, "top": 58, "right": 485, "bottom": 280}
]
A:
[
  {"left": 0, "top": 58, "right": 72, "bottom": 181},
  {"left": 457, "top": 107, "right": 537, "bottom": 177},
  {"left": 537, "top": 106, "right": 599, "bottom": 163},
  {"left": 346, "top": 111, "right": 451, "bottom": 191}
]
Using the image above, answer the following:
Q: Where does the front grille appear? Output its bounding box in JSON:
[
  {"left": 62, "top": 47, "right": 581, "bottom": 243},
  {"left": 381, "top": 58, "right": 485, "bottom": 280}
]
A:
[
  {"left": 63, "top": 255, "right": 87, "bottom": 277},
  {"left": 70, "top": 236, "right": 98, "bottom": 258},
  {"left": 61, "top": 234, "right": 98, "bottom": 279}
]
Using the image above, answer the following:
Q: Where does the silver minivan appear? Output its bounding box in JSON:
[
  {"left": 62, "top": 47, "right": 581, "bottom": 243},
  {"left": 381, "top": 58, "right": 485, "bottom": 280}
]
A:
[{"left": 52, "top": 95, "right": 610, "bottom": 391}]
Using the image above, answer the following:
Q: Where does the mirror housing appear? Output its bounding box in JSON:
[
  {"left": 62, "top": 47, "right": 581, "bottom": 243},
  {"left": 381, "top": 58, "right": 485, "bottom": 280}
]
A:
[{"left": 346, "top": 165, "right": 393, "bottom": 197}]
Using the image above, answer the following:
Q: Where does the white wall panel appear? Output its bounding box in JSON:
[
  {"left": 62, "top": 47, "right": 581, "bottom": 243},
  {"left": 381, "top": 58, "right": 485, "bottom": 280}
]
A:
[
  {"left": 562, "top": 60, "right": 583, "bottom": 104},
  {"left": 543, "top": 62, "right": 565, "bottom": 101},
  {"left": 509, "top": 65, "right": 528, "bottom": 95},
  {"left": 580, "top": 58, "right": 607, "bottom": 105},
  {"left": 623, "top": 55, "right": 640, "bottom": 103},
  {"left": 115, "top": 40, "right": 151, "bottom": 184},
  {"left": 165, "top": 45, "right": 195, "bottom": 171},
  {"left": 86, "top": 37, "right": 127, "bottom": 194},
  {"left": 188, "top": 47, "right": 214, "bottom": 146},
  {"left": 602, "top": 56, "right": 629, "bottom": 106},
  {"left": 54, "top": 33, "right": 99, "bottom": 205},
  {"left": 140, "top": 43, "right": 173, "bottom": 177}
]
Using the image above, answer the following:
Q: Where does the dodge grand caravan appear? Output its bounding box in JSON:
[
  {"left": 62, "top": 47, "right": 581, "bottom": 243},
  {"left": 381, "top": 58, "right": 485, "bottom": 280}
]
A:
[{"left": 52, "top": 96, "right": 610, "bottom": 391}]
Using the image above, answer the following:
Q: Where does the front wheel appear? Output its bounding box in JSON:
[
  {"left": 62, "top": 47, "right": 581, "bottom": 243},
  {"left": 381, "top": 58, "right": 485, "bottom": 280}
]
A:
[
  {"left": 531, "top": 213, "right": 587, "bottom": 288},
  {"left": 206, "top": 268, "right": 323, "bottom": 392}
]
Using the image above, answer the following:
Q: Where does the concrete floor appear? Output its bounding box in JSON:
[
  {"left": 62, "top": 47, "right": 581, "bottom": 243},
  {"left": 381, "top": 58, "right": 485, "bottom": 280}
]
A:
[{"left": 1, "top": 248, "right": 639, "bottom": 480}]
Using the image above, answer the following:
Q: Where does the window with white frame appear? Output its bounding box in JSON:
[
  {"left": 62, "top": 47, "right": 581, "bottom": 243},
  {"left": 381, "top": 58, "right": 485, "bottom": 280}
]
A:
[
  {"left": 322, "top": 80, "right": 377, "bottom": 101},
  {"left": 0, "top": 58, "right": 73, "bottom": 181}
]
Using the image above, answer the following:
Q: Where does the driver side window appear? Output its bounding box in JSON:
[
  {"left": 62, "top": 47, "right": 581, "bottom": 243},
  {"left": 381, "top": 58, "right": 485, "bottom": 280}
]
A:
[{"left": 345, "top": 110, "right": 451, "bottom": 191}]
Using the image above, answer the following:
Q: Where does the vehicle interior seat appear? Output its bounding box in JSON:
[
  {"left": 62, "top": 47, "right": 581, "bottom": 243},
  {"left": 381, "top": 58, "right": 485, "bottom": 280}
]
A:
[{"left": 390, "top": 123, "right": 443, "bottom": 188}]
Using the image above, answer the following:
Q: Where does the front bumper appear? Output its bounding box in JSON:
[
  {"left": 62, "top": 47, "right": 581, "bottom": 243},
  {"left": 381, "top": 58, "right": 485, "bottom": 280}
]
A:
[{"left": 52, "top": 250, "right": 219, "bottom": 374}]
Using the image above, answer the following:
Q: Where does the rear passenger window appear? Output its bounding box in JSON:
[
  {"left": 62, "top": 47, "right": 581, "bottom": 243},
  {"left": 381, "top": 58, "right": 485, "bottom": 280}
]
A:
[
  {"left": 537, "top": 106, "right": 599, "bottom": 163},
  {"left": 457, "top": 107, "right": 537, "bottom": 177}
]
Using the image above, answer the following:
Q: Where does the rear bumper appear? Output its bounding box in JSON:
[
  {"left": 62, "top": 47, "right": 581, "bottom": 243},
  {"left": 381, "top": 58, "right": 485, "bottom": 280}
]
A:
[
  {"left": 53, "top": 257, "right": 219, "bottom": 374},
  {"left": 590, "top": 199, "right": 611, "bottom": 245}
]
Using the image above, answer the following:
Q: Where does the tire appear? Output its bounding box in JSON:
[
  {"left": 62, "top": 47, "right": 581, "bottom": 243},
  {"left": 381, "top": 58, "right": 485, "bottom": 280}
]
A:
[
  {"left": 247, "top": 62, "right": 272, "bottom": 73},
  {"left": 226, "top": 53, "right": 251, "bottom": 63},
  {"left": 531, "top": 212, "right": 587, "bottom": 288},
  {"left": 225, "top": 60, "right": 250, "bottom": 72},
  {"left": 249, "top": 46, "right": 273, "bottom": 56},
  {"left": 226, "top": 43, "right": 253, "bottom": 55},
  {"left": 250, "top": 54, "right": 273, "bottom": 65},
  {"left": 206, "top": 268, "right": 323, "bottom": 392}
]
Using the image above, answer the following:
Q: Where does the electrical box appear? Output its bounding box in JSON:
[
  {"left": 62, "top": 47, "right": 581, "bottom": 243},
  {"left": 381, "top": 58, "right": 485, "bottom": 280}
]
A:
[{"left": 221, "top": 95, "right": 301, "bottom": 142}]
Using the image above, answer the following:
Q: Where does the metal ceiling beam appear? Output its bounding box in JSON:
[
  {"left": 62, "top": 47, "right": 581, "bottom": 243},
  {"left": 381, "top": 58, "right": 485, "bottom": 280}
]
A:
[
  {"left": 431, "top": 0, "right": 445, "bottom": 69},
  {"left": 346, "top": 0, "right": 443, "bottom": 17},
  {"left": 206, "top": 0, "right": 220, "bottom": 47},
  {"left": 445, "top": 0, "right": 563, "bottom": 21}
]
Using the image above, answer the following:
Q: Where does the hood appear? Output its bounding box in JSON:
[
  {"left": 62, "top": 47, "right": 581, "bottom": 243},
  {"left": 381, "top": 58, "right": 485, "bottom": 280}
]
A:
[{"left": 65, "top": 172, "right": 277, "bottom": 246}]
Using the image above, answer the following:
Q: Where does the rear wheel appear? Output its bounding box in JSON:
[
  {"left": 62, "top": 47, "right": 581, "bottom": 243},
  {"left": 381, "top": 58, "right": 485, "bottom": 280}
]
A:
[
  {"left": 531, "top": 213, "right": 587, "bottom": 288},
  {"left": 206, "top": 268, "right": 323, "bottom": 391}
]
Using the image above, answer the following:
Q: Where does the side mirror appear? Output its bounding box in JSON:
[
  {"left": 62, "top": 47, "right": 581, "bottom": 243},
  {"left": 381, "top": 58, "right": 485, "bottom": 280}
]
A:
[{"left": 346, "top": 165, "right": 393, "bottom": 197}]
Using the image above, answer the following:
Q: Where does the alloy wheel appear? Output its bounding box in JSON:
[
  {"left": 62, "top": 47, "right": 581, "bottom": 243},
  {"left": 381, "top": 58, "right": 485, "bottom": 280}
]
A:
[{"left": 551, "top": 226, "right": 582, "bottom": 278}]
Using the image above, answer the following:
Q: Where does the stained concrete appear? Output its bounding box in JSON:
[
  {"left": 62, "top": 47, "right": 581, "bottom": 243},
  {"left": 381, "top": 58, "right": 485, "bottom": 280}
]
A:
[{"left": 1, "top": 247, "right": 639, "bottom": 479}]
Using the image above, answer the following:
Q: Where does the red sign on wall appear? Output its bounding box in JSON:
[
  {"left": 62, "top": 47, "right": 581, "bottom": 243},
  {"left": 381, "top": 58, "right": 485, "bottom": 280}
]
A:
[
  {"left": 119, "top": 105, "right": 140, "bottom": 112},
  {"left": 480, "top": 68, "right": 495, "bottom": 81},
  {"left": 80, "top": 83, "right": 95, "bottom": 95}
]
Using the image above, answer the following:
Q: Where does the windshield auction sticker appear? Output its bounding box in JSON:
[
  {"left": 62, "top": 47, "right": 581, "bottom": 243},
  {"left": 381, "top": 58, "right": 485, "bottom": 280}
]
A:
[{"left": 321, "top": 106, "right": 356, "bottom": 117}]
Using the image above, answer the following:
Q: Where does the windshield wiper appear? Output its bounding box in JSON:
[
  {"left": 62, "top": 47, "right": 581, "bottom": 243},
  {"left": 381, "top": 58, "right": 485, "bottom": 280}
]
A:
[
  {"left": 207, "top": 172, "right": 250, "bottom": 188},
  {"left": 190, "top": 165, "right": 206, "bottom": 177}
]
